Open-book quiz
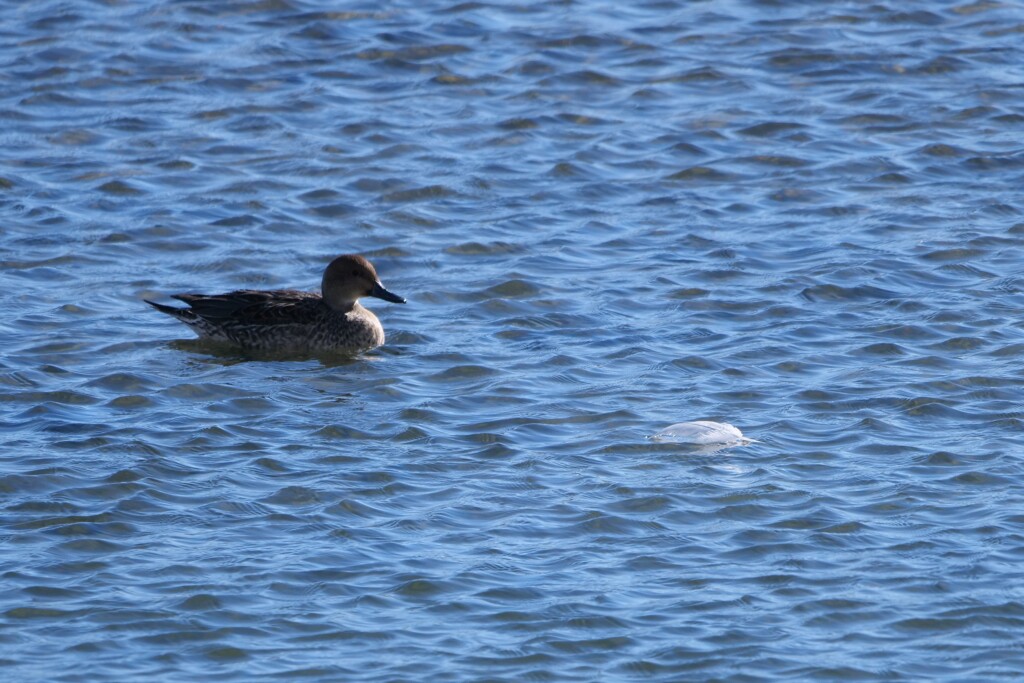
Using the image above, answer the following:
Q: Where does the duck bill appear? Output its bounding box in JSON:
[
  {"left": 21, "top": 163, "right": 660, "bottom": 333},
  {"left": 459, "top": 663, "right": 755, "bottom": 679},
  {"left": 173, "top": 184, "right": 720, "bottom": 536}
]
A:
[{"left": 370, "top": 281, "right": 406, "bottom": 304}]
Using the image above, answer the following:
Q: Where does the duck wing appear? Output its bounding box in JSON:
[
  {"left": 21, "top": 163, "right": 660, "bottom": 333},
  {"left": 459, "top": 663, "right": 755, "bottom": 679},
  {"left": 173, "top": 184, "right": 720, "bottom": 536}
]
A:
[{"left": 172, "top": 289, "right": 325, "bottom": 326}]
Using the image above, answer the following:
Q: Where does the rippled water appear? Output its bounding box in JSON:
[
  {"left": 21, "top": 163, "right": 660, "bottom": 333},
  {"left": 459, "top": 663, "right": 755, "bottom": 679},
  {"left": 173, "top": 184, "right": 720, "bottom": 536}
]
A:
[{"left": 4, "top": 1, "right": 1024, "bottom": 680}]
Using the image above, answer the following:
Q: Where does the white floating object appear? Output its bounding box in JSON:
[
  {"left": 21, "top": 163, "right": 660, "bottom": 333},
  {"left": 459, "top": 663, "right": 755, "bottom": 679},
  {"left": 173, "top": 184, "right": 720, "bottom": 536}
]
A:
[{"left": 651, "top": 421, "right": 756, "bottom": 446}]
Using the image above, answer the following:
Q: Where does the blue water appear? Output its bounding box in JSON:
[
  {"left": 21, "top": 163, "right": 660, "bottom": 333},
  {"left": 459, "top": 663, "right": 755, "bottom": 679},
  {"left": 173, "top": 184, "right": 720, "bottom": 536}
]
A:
[{"left": 3, "top": 1, "right": 1024, "bottom": 680}]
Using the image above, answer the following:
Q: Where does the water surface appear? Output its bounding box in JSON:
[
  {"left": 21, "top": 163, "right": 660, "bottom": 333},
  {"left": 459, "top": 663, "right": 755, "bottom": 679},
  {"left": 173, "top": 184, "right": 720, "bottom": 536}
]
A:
[{"left": 3, "top": 1, "right": 1024, "bottom": 680}]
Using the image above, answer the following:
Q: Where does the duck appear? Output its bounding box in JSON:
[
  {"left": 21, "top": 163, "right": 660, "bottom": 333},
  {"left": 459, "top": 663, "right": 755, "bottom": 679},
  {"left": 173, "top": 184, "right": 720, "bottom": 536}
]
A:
[{"left": 145, "top": 254, "right": 405, "bottom": 354}]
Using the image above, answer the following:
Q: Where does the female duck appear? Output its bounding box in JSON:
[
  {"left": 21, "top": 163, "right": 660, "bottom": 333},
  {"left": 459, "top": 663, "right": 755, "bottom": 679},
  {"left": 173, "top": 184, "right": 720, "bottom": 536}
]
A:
[{"left": 146, "top": 254, "right": 405, "bottom": 354}]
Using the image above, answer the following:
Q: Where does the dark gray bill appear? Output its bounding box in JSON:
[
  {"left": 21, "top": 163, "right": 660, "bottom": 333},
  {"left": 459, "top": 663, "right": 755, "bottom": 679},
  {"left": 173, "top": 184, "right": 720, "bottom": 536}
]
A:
[{"left": 370, "top": 281, "right": 406, "bottom": 304}]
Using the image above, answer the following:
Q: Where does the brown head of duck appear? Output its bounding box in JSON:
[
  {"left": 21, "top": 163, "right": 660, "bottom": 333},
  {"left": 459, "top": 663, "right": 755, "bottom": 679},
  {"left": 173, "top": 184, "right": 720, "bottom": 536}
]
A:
[{"left": 321, "top": 254, "right": 406, "bottom": 313}]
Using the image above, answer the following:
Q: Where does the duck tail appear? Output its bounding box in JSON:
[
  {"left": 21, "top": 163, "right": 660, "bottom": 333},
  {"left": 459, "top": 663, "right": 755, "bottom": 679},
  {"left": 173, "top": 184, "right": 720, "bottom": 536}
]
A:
[{"left": 145, "top": 299, "right": 195, "bottom": 321}]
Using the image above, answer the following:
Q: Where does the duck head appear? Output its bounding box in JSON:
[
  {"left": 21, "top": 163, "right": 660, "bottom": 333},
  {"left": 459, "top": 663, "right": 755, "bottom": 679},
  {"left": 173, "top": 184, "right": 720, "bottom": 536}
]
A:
[{"left": 322, "top": 254, "right": 406, "bottom": 312}]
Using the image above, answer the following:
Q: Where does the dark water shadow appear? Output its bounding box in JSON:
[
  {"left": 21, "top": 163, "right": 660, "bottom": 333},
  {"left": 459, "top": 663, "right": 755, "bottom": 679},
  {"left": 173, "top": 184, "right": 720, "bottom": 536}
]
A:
[{"left": 166, "top": 338, "right": 395, "bottom": 368}]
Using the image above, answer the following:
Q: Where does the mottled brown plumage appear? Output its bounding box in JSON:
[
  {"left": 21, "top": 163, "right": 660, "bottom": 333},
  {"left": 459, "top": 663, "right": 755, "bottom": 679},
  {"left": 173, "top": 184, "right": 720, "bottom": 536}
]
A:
[{"left": 146, "top": 255, "right": 405, "bottom": 354}]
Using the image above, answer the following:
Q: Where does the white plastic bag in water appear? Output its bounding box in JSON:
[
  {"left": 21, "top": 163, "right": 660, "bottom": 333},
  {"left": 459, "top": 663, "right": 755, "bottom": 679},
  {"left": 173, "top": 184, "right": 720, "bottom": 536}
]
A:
[{"left": 651, "top": 421, "right": 756, "bottom": 446}]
